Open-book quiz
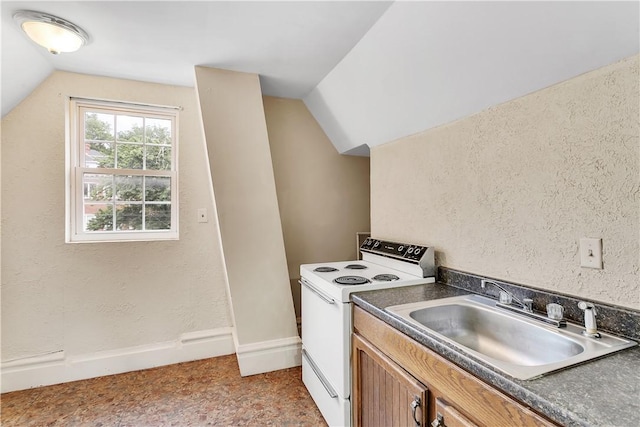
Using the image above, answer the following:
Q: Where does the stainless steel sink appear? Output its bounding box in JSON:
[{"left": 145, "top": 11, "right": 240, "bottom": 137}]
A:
[{"left": 386, "top": 294, "right": 637, "bottom": 380}]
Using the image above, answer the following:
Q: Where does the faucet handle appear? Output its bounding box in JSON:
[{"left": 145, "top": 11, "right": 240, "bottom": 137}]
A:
[
  {"left": 546, "top": 303, "right": 564, "bottom": 320},
  {"left": 498, "top": 291, "right": 512, "bottom": 304}
]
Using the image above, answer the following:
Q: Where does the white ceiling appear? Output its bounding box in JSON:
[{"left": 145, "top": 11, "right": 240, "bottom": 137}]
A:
[
  {"left": 1, "top": 1, "right": 392, "bottom": 116},
  {"left": 305, "top": 1, "right": 640, "bottom": 155},
  {"left": 2, "top": 1, "right": 639, "bottom": 157}
]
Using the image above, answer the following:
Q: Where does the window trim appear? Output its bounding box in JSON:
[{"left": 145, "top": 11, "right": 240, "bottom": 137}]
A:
[{"left": 66, "top": 98, "right": 179, "bottom": 243}]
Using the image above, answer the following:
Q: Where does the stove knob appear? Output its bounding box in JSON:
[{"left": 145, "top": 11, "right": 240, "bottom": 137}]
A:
[
  {"left": 414, "top": 248, "right": 421, "bottom": 255},
  {"left": 398, "top": 246, "right": 404, "bottom": 252},
  {"left": 373, "top": 241, "right": 380, "bottom": 247},
  {"left": 407, "top": 247, "right": 414, "bottom": 254}
]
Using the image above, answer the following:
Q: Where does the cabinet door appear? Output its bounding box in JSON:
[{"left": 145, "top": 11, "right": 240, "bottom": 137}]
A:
[
  {"left": 353, "top": 333, "right": 428, "bottom": 427},
  {"left": 431, "top": 398, "right": 478, "bottom": 427}
]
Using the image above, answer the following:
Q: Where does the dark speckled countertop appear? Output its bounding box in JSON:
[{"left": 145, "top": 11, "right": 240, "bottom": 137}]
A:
[{"left": 352, "top": 283, "right": 640, "bottom": 427}]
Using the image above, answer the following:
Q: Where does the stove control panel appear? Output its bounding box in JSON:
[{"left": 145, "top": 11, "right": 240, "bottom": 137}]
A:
[
  {"left": 360, "top": 238, "right": 429, "bottom": 263},
  {"left": 360, "top": 238, "right": 436, "bottom": 278}
]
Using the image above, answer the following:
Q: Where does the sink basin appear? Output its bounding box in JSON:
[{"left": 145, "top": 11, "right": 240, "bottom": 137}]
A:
[{"left": 386, "top": 294, "right": 637, "bottom": 380}]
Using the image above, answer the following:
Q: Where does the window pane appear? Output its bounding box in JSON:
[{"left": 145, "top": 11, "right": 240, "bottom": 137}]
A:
[
  {"left": 145, "top": 204, "right": 171, "bottom": 230},
  {"left": 146, "top": 118, "right": 172, "bottom": 144},
  {"left": 115, "top": 204, "right": 142, "bottom": 230},
  {"left": 84, "top": 112, "right": 114, "bottom": 141},
  {"left": 84, "top": 112, "right": 115, "bottom": 168},
  {"left": 146, "top": 146, "right": 172, "bottom": 170},
  {"left": 83, "top": 174, "right": 113, "bottom": 201},
  {"left": 116, "top": 115, "right": 144, "bottom": 142},
  {"left": 116, "top": 143, "right": 144, "bottom": 169},
  {"left": 85, "top": 204, "right": 113, "bottom": 231},
  {"left": 145, "top": 177, "right": 171, "bottom": 202},
  {"left": 115, "top": 176, "right": 142, "bottom": 201},
  {"left": 85, "top": 142, "right": 114, "bottom": 168}
]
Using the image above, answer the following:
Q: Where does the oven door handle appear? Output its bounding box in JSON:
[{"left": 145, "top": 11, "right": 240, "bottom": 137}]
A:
[
  {"left": 302, "top": 349, "right": 338, "bottom": 399},
  {"left": 299, "top": 278, "right": 335, "bottom": 305}
]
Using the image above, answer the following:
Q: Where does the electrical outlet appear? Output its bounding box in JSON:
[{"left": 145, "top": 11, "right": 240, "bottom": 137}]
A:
[
  {"left": 580, "top": 238, "right": 602, "bottom": 269},
  {"left": 197, "top": 208, "right": 208, "bottom": 223}
]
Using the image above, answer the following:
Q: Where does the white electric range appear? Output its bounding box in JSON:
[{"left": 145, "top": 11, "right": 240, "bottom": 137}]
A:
[{"left": 300, "top": 238, "right": 436, "bottom": 427}]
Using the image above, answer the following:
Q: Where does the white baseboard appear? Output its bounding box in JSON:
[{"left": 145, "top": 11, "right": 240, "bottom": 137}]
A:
[
  {"left": 1, "top": 327, "right": 234, "bottom": 393},
  {"left": 236, "top": 335, "right": 302, "bottom": 376}
]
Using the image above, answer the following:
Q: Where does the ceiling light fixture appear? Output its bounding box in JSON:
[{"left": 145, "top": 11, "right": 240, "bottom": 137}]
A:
[{"left": 13, "top": 10, "right": 89, "bottom": 55}]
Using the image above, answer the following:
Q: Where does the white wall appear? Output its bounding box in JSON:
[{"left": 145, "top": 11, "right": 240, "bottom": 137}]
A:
[
  {"left": 195, "top": 68, "right": 300, "bottom": 376},
  {"left": 371, "top": 56, "right": 639, "bottom": 310},
  {"left": 1, "top": 72, "right": 233, "bottom": 389},
  {"left": 305, "top": 1, "right": 640, "bottom": 154},
  {"left": 263, "top": 96, "right": 371, "bottom": 318}
]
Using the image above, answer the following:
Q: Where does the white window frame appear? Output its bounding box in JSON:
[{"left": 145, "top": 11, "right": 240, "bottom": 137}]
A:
[
  {"left": 83, "top": 181, "right": 96, "bottom": 199},
  {"left": 66, "top": 98, "right": 179, "bottom": 243}
]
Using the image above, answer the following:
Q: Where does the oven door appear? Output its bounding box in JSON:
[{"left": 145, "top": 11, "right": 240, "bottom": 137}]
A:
[{"left": 300, "top": 277, "right": 351, "bottom": 398}]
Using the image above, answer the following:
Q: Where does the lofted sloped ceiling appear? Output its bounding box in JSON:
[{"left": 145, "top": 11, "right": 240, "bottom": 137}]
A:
[
  {"left": 0, "top": 1, "right": 393, "bottom": 116},
  {"left": 2, "top": 2, "right": 639, "bottom": 157},
  {"left": 304, "top": 1, "right": 640, "bottom": 156}
]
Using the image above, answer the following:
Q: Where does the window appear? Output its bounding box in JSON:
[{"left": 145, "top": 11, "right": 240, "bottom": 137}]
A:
[{"left": 67, "top": 99, "right": 178, "bottom": 242}]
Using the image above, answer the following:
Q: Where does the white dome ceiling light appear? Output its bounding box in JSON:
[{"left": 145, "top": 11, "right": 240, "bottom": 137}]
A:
[{"left": 13, "top": 10, "right": 89, "bottom": 55}]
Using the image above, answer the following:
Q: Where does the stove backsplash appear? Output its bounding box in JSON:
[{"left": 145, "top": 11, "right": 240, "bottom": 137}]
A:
[{"left": 439, "top": 267, "right": 640, "bottom": 341}]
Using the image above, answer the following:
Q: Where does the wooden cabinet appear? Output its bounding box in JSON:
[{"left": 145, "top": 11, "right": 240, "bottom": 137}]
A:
[
  {"left": 352, "top": 306, "right": 558, "bottom": 427},
  {"left": 353, "top": 333, "right": 427, "bottom": 427}
]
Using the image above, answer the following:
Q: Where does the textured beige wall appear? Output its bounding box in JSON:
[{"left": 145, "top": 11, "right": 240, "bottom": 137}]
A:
[
  {"left": 263, "top": 96, "right": 371, "bottom": 317},
  {"left": 372, "top": 55, "right": 639, "bottom": 309},
  {"left": 195, "top": 68, "right": 298, "bottom": 345},
  {"left": 1, "top": 72, "right": 232, "bottom": 361}
]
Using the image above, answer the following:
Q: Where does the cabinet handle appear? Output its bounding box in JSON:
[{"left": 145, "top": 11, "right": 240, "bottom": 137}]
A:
[
  {"left": 431, "top": 413, "right": 445, "bottom": 427},
  {"left": 411, "top": 395, "right": 422, "bottom": 426}
]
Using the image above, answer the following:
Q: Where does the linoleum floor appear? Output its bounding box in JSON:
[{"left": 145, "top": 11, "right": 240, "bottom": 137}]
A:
[{"left": 0, "top": 354, "right": 327, "bottom": 426}]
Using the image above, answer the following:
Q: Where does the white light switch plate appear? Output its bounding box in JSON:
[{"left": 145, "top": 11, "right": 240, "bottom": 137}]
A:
[{"left": 579, "top": 238, "right": 603, "bottom": 269}]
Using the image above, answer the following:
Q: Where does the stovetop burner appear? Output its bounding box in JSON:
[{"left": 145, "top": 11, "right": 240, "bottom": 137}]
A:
[
  {"left": 314, "top": 266, "right": 339, "bottom": 273},
  {"left": 345, "top": 264, "right": 367, "bottom": 270},
  {"left": 334, "top": 276, "right": 371, "bottom": 285},
  {"left": 372, "top": 274, "right": 400, "bottom": 282}
]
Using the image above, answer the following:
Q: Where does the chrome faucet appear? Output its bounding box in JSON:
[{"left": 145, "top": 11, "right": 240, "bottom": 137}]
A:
[
  {"left": 480, "top": 279, "right": 565, "bottom": 328},
  {"left": 481, "top": 279, "right": 532, "bottom": 313}
]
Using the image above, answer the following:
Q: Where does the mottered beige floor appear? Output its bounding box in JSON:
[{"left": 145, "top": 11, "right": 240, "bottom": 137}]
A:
[{"left": 1, "top": 354, "right": 327, "bottom": 426}]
